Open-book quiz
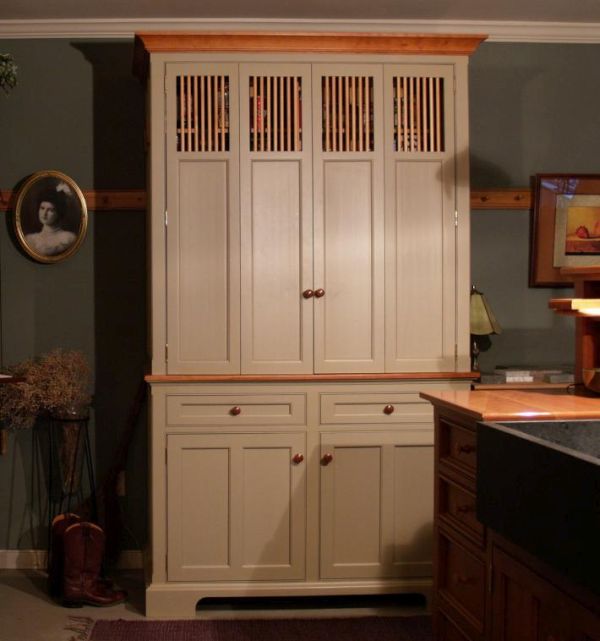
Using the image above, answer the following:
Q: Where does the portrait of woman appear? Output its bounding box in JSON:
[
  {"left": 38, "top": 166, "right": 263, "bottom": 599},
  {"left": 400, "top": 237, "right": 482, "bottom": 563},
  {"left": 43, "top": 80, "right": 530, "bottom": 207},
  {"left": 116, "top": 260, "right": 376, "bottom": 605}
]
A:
[{"left": 14, "top": 171, "right": 88, "bottom": 264}]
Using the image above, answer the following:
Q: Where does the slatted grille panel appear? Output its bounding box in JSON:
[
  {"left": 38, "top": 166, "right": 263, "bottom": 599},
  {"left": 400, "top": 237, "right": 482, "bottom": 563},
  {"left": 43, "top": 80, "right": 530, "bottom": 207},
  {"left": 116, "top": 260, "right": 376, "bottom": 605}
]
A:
[
  {"left": 249, "top": 76, "right": 302, "bottom": 152},
  {"left": 176, "top": 75, "right": 230, "bottom": 152},
  {"left": 322, "top": 76, "right": 374, "bottom": 152},
  {"left": 393, "top": 76, "right": 444, "bottom": 152}
]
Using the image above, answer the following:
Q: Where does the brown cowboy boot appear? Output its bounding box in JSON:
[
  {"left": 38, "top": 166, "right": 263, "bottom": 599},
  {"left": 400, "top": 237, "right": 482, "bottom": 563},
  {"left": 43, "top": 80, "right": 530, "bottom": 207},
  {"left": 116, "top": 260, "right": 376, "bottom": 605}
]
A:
[
  {"left": 62, "top": 522, "right": 127, "bottom": 607},
  {"left": 48, "top": 513, "right": 81, "bottom": 599}
]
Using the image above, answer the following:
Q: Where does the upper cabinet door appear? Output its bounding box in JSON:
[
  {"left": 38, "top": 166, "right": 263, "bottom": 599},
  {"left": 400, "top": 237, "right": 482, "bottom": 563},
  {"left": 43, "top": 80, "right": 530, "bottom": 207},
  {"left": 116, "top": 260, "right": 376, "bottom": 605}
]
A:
[
  {"left": 239, "top": 64, "right": 314, "bottom": 374},
  {"left": 165, "top": 63, "right": 241, "bottom": 374},
  {"left": 384, "top": 64, "right": 458, "bottom": 372},
  {"left": 312, "top": 65, "right": 385, "bottom": 374}
]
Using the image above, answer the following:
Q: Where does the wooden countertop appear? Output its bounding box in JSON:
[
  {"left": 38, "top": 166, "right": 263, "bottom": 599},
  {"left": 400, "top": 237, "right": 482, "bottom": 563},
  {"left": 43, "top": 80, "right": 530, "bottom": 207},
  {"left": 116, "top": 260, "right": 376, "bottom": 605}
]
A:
[{"left": 420, "top": 389, "right": 600, "bottom": 421}]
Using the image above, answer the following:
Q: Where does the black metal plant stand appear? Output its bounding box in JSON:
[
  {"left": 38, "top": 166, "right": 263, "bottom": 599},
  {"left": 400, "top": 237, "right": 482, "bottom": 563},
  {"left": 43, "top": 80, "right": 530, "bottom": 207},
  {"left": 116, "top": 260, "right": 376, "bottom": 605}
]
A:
[{"left": 47, "top": 413, "right": 98, "bottom": 540}]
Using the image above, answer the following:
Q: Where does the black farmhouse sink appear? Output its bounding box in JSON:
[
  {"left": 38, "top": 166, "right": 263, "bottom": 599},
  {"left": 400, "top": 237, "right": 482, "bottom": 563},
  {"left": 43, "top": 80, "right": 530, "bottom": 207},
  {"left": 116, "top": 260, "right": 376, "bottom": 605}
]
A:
[{"left": 477, "top": 419, "right": 600, "bottom": 596}]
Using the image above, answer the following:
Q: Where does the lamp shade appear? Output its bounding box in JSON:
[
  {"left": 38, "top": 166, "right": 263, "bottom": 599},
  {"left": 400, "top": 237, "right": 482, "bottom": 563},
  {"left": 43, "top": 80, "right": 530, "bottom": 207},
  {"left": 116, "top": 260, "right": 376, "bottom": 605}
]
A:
[{"left": 470, "top": 287, "right": 502, "bottom": 336}]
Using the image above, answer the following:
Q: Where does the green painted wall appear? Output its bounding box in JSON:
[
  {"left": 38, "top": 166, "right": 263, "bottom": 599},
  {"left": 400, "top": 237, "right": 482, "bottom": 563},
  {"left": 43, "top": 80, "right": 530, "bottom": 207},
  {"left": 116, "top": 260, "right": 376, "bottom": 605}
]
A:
[
  {"left": 0, "top": 39, "right": 147, "bottom": 551},
  {"left": 0, "top": 37, "right": 598, "bottom": 551},
  {"left": 469, "top": 42, "right": 600, "bottom": 372}
]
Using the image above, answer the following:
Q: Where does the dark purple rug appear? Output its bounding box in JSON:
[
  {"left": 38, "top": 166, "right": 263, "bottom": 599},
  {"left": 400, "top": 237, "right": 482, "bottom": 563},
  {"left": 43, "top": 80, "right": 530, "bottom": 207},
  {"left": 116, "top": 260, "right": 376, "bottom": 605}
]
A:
[{"left": 90, "top": 615, "right": 432, "bottom": 641}]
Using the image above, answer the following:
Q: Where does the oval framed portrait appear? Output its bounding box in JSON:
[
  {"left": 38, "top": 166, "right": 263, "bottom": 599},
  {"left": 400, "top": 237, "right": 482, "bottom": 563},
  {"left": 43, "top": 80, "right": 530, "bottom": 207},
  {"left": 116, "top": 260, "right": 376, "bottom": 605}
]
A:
[{"left": 14, "top": 170, "right": 88, "bottom": 264}]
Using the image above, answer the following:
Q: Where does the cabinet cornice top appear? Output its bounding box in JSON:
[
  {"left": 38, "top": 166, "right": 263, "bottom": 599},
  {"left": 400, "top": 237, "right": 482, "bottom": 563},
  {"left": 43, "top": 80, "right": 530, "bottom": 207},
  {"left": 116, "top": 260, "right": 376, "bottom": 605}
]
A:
[{"left": 133, "top": 31, "right": 486, "bottom": 79}]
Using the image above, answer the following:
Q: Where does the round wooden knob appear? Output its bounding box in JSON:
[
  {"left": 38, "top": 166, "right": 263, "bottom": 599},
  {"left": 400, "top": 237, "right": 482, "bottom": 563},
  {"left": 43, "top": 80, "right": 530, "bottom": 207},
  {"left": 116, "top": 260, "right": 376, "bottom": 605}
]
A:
[
  {"left": 383, "top": 404, "right": 394, "bottom": 415},
  {"left": 321, "top": 453, "right": 333, "bottom": 465},
  {"left": 456, "top": 504, "right": 473, "bottom": 514},
  {"left": 230, "top": 406, "right": 241, "bottom": 416},
  {"left": 302, "top": 289, "right": 314, "bottom": 299},
  {"left": 292, "top": 453, "right": 304, "bottom": 464},
  {"left": 314, "top": 288, "right": 325, "bottom": 298}
]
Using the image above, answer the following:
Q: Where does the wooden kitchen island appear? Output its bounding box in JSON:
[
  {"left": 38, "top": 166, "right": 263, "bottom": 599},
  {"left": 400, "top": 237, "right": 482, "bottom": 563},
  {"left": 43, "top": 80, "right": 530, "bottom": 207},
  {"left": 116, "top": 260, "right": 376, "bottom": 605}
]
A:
[{"left": 420, "top": 389, "right": 600, "bottom": 641}]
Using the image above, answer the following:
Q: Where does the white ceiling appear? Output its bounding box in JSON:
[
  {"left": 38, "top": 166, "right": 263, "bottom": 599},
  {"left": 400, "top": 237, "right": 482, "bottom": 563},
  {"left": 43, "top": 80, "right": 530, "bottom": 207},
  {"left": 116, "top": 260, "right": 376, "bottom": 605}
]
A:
[{"left": 2, "top": 0, "right": 600, "bottom": 41}]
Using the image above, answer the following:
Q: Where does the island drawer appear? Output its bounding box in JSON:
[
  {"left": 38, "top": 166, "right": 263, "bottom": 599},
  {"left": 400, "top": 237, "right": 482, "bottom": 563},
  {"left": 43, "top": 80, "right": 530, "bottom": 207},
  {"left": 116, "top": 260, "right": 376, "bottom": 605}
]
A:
[
  {"left": 438, "top": 475, "right": 484, "bottom": 547},
  {"left": 437, "top": 529, "right": 486, "bottom": 634},
  {"left": 438, "top": 418, "right": 477, "bottom": 478}
]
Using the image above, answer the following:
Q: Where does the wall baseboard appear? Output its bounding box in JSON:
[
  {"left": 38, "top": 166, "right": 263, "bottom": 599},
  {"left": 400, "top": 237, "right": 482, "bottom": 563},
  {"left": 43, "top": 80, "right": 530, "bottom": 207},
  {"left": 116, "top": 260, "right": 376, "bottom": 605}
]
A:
[{"left": 0, "top": 548, "right": 143, "bottom": 570}]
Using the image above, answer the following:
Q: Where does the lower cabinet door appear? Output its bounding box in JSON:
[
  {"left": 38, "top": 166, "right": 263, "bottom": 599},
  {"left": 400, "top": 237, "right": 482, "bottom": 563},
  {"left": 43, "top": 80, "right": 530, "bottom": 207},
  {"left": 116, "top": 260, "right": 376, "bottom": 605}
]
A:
[
  {"left": 167, "top": 432, "right": 306, "bottom": 581},
  {"left": 491, "top": 545, "right": 572, "bottom": 641},
  {"left": 319, "top": 430, "right": 433, "bottom": 579}
]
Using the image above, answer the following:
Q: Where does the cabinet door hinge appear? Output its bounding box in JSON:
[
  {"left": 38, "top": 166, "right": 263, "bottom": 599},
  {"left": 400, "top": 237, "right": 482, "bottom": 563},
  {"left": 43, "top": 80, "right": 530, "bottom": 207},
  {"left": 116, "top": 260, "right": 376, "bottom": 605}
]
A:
[
  {"left": 164, "top": 210, "right": 168, "bottom": 226},
  {"left": 488, "top": 561, "right": 494, "bottom": 594},
  {"left": 454, "top": 210, "right": 459, "bottom": 227},
  {"left": 165, "top": 343, "right": 168, "bottom": 362}
]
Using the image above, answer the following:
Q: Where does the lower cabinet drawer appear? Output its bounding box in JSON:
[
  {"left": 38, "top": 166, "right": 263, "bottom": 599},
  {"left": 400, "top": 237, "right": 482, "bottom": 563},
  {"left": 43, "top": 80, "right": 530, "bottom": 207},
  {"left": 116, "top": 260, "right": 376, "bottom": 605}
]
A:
[
  {"left": 320, "top": 392, "right": 432, "bottom": 425},
  {"left": 166, "top": 393, "right": 306, "bottom": 426},
  {"left": 437, "top": 530, "right": 486, "bottom": 633},
  {"left": 438, "top": 475, "right": 484, "bottom": 547}
]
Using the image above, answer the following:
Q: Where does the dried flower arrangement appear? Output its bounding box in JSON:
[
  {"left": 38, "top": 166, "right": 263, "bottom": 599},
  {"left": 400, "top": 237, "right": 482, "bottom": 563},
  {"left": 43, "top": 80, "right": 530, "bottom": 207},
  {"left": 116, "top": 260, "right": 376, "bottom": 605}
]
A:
[{"left": 0, "top": 349, "right": 92, "bottom": 429}]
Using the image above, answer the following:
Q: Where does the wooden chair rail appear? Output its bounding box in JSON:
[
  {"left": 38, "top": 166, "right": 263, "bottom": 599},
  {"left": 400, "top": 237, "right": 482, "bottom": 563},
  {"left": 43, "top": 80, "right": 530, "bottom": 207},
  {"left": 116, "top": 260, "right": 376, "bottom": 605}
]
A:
[{"left": 0, "top": 188, "right": 532, "bottom": 212}]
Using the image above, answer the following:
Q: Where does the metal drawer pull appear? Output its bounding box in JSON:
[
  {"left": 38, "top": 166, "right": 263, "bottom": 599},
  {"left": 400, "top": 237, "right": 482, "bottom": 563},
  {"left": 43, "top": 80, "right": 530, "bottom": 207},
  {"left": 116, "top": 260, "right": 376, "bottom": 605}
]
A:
[
  {"left": 321, "top": 453, "right": 333, "bottom": 465},
  {"left": 452, "top": 573, "right": 475, "bottom": 585},
  {"left": 230, "top": 406, "right": 241, "bottom": 416},
  {"left": 292, "top": 453, "right": 304, "bottom": 464},
  {"left": 457, "top": 444, "right": 475, "bottom": 454},
  {"left": 383, "top": 404, "right": 395, "bottom": 415}
]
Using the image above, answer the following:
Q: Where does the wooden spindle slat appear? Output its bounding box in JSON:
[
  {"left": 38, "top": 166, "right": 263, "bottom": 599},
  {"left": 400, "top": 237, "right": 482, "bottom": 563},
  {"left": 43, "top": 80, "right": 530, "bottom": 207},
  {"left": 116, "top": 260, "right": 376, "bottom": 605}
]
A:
[
  {"left": 365, "top": 78, "right": 371, "bottom": 152},
  {"left": 325, "top": 77, "right": 330, "bottom": 152},
  {"left": 199, "top": 76, "right": 205, "bottom": 151},
  {"left": 193, "top": 76, "right": 199, "bottom": 152},
  {"left": 428, "top": 77, "right": 434, "bottom": 152},
  {"left": 187, "top": 76, "right": 193, "bottom": 152},
  {"left": 338, "top": 77, "right": 343, "bottom": 151},
  {"left": 358, "top": 77, "right": 363, "bottom": 152},
  {"left": 331, "top": 77, "right": 336, "bottom": 152},
  {"left": 293, "top": 77, "right": 299, "bottom": 151},
  {"left": 416, "top": 77, "right": 423, "bottom": 151},
  {"left": 344, "top": 76, "right": 350, "bottom": 152},
  {"left": 279, "top": 77, "right": 284, "bottom": 151},
  {"left": 436, "top": 77, "right": 442, "bottom": 152},
  {"left": 266, "top": 76, "right": 271, "bottom": 152}
]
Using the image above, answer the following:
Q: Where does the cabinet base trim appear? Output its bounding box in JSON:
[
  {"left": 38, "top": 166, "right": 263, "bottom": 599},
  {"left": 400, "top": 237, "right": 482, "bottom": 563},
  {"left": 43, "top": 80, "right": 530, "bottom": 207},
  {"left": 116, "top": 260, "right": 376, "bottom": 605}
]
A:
[{"left": 146, "top": 578, "right": 433, "bottom": 618}]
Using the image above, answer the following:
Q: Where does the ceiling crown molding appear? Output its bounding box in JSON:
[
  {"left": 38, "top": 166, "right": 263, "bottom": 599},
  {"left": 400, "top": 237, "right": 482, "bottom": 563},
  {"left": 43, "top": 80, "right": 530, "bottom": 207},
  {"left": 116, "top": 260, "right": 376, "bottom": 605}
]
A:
[{"left": 0, "top": 18, "right": 600, "bottom": 43}]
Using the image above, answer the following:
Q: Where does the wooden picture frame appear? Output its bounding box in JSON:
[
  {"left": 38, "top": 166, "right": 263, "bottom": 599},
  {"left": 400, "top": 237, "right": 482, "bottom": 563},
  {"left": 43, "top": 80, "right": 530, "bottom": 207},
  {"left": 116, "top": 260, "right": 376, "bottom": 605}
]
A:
[
  {"left": 530, "top": 174, "right": 600, "bottom": 287},
  {"left": 14, "top": 170, "right": 88, "bottom": 264}
]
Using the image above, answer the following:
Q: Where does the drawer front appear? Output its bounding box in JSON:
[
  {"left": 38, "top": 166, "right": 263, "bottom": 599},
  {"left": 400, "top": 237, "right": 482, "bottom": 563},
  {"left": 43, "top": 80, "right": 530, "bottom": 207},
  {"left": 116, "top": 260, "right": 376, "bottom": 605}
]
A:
[
  {"left": 439, "top": 419, "right": 477, "bottom": 476},
  {"left": 320, "top": 392, "right": 432, "bottom": 425},
  {"left": 166, "top": 394, "right": 306, "bottom": 426},
  {"left": 438, "top": 475, "right": 484, "bottom": 546},
  {"left": 438, "top": 531, "right": 485, "bottom": 632}
]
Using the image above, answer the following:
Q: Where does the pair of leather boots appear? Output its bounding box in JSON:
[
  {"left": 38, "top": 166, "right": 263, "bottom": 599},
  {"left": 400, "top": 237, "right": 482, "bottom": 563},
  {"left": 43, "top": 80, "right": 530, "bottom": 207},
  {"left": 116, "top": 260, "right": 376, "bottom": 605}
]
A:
[{"left": 49, "top": 513, "right": 127, "bottom": 607}]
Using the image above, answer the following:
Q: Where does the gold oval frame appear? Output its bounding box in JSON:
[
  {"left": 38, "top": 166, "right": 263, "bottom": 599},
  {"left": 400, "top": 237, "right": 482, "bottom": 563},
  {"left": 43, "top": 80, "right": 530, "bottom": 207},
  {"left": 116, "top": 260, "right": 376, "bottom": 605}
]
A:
[{"left": 14, "top": 170, "right": 88, "bottom": 264}]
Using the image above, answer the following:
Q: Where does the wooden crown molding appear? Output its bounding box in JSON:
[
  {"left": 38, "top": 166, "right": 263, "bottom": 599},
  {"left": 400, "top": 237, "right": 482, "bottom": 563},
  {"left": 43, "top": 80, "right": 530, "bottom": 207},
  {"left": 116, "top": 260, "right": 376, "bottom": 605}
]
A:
[
  {"left": 0, "top": 188, "right": 532, "bottom": 212},
  {"left": 0, "top": 19, "right": 599, "bottom": 44},
  {"left": 133, "top": 31, "right": 486, "bottom": 79}
]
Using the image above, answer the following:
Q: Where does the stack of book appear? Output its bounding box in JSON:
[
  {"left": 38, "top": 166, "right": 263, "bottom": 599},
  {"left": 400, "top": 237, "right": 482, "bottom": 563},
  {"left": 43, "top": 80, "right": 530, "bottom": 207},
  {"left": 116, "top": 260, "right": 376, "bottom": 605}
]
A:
[{"left": 480, "top": 367, "right": 574, "bottom": 385}]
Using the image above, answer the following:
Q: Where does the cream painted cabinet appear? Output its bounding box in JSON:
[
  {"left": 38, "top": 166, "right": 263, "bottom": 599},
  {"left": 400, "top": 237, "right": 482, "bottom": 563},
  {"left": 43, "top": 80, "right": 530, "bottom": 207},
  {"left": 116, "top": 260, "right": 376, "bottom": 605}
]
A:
[
  {"left": 148, "top": 44, "right": 473, "bottom": 375},
  {"left": 139, "top": 32, "right": 482, "bottom": 619},
  {"left": 166, "top": 431, "right": 306, "bottom": 581}
]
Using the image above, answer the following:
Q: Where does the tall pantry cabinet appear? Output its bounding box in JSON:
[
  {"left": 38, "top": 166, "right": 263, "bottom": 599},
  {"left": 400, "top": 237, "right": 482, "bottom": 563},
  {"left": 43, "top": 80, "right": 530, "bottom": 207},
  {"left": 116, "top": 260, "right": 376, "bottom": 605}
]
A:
[{"left": 135, "top": 32, "right": 483, "bottom": 618}]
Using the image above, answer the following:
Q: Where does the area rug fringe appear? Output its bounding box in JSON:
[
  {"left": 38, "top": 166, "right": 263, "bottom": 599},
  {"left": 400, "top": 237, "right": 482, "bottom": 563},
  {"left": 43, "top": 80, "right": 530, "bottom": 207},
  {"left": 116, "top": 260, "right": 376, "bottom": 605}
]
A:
[
  {"left": 90, "top": 615, "right": 432, "bottom": 641},
  {"left": 65, "top": 615, "right": 95, "bottom": 641}
]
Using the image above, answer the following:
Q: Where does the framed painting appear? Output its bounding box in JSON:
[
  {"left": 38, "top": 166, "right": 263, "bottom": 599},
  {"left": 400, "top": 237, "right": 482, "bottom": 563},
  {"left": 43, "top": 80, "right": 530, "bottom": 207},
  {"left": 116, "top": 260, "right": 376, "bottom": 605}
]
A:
[
  {"left": 530, "top": 174, "right": 600, "bottom": 287},
  {"left": 14, "top": 170, "right": 88, "bottom": 264}
]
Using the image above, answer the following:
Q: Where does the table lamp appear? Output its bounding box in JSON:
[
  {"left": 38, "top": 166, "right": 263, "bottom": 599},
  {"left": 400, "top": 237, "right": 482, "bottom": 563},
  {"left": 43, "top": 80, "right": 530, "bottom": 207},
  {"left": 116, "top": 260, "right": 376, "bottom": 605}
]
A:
[{"left": 470, "top": 286, "right": 502, "bottom": 371}]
